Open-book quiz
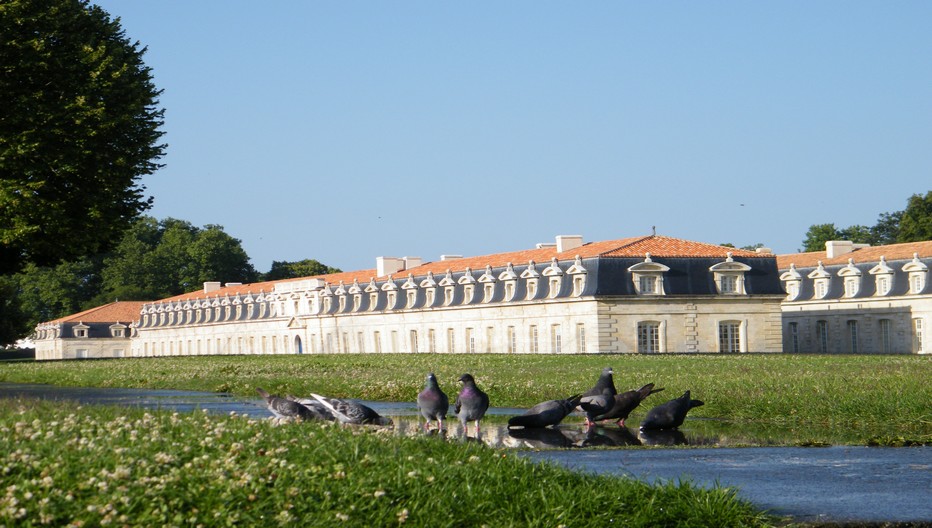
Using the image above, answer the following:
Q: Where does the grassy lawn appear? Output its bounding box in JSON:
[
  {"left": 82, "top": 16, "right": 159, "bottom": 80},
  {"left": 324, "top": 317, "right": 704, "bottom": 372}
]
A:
[
  {"left": 0, "top": 398, "right": 775, "bottom": 527},
  {"left": 2, "top": 353, "right": 929, "bottom": 434}
]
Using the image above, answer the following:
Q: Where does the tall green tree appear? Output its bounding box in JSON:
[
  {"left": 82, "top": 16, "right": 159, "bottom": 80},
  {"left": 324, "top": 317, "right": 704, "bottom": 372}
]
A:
[
  {"left": 801, "top": 224, "right": 842, "bottom": 252},
  {"left": 264, "top": 259, "right": 342, "bottom": 281},
  {"left": 897, "top": 191, "right": 932, "bottom": 243},
  {"left": 95, "top": 217, "right": 258, "bottom": 302},
  {"left": 0, "top": 0, "right": 166, "bottom": 275},
  {"left": 871, "top": 210, "right": 903, "bottom": 245}
]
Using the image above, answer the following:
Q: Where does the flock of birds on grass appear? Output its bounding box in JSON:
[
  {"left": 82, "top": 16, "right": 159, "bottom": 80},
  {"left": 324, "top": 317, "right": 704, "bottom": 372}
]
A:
[{"left": 256, "top": 367, "right": 704, "bottom": 437}]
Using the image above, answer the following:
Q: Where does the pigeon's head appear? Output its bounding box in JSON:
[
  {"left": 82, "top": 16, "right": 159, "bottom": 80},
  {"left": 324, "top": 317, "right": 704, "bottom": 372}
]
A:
[
  {"left": 458, "top": 373, "right": 476, "bottom": 385},
  {"left": 602, "top": 367, "right": 613, "bottom": 376}
]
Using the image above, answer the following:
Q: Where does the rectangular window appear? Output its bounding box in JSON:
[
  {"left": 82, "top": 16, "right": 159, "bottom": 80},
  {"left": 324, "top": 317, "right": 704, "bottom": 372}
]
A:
[
  {"left": 914, "top": 318, "right": 924, "bottom": 353},
  {"left": 357, "top": 332, "right": 365, "bottom": 353},
  {"left": 911, "top": 274, "right": 923, "bottom": 293},
  {"left": 390, "top": 331, "right": 398, "bottom": 352},
  {"left": 76, "top": 349, "right": 88, "bottom": 359},
  {"left": 879, "top": 319, "right": 892, "bottom": 353},
  {"left": 817, "top": 320, "right": 828, "bottom": 353},
  {"left": 326, "top": 333, "right": 334, "bottom": 354},
  {"left": 374, "top": 331, "right": 382, "bottom": 353},
  {"left": 719, "top": 322, "right": 740, "bottom": 353},
  {"left": 466, "top": 328, "right": 476, "bottom": 354},
  {"left": 428, "top": 329, "right": 436, "bottom": 353},
  {"left": 447, "top": 328, "right": 455, "bottom": 353},
  {"left": 485, "top": 327, "right": 494, "bottom": 353},
  {"left": 529, "top": 325, "right": 539, "bottom": 353},
  {"left": 720, "top": 275, "right": 737, "bottom": 294},
  {"left": 845, "top": 279, "right": 857, "bottom": 297},
  {"left": 639, "top": 276, "right": 655, "bottom": 294},
  {"left": 847, "top": 320, "right": 858, "bottom": 353},
  {"left": 576, "top": 324, "right": 587, "bottom": 353},
  {"left": 637, "top": 322, "right": 660, "bottom": 353},
  {"left": 551, "top": 324, "right": 562, "bottom": 353},
  {"left": 789, "top": 322, "right": 799, "bottom": 353},
  {"left": 507, "top": 326, "right": 516, "bottom": 353},
  {"left": 410, "top": 330, "right": 418, "bottom": 353}
]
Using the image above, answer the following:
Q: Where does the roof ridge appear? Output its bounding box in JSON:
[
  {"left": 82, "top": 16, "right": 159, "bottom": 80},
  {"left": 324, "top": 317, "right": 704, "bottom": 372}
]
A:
[{"left": 596, "top": 235, "right": 653, "bottom": 257}]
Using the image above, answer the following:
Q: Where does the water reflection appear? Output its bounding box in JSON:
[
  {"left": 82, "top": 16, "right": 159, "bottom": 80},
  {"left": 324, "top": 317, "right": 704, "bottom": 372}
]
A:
[{"left": 1, "top": 383, "right": 915, "bottom": 449}]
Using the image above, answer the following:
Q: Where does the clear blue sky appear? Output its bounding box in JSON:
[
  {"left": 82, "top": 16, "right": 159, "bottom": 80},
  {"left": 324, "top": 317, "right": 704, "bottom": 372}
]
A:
[{"left": 93, "top": 1, "right": 932, "bottom": 274}]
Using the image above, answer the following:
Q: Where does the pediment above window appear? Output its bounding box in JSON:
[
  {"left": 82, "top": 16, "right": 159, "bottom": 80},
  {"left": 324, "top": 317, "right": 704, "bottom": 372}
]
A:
[
  {"left": 780, "top": 263, "right": 802, "bottom": 282},
  {"left": 902, "top": 253, "right": 928, "bottom": 273},
  {"left": 402, "top": 274, "right": 418, "bottom": 290},
  {"left": 498, "top": 262, "right": 518, "bottom": 281},
  {"left": 837, "top": 258, "right": 862, "bottom": 277},
  {"left": 364, "top": 278, "right": 379, "bottom": 293},
  {"left": 807, "top": 261, "right": 832, "bottom": 280},
  {"left": 348, "top": 279, "right": 363, "bottom": 295},
  {"left": 438, "top": 269, "right": 456, "bottom": 287},
  {"left": 380, "top": 276, "right": 398, "bottom": 291},
  {"left": 869, "top": 256, "right": 894, "bottom": 276},
  {"left": 628, "top": 253, "right": 670, "bottom": 274},
  {"left": 478, "top": 265, "right": 496, "bottom": 283},
  {"left": 709, "top": 253, "right": 751, "bottom": 273},
  {"left": 542, "top": 258, "right": 564, "bottom": 277},
  {"left": 520, "top": 260, "right": 540, "bottom": 279},
  {"left": 566, "top": 255, "right": 587, "bottom": 275},
  {"left": 419, "top": 271, "right": 438, "bottom": 288},
  {"left": 458, "top": 267, "right": 477, "bottom": 285}
]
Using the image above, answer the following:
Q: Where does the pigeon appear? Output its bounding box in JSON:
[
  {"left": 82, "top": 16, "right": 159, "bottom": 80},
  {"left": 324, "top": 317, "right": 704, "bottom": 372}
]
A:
[
  {"left": 582, "top": 367, "right": 618, "bottom": 399},
  {"left": 454, "top": 373, "right": 490, "bottom": 436},
  {"left": 308, "top": 393, "right": 393, "bottom": 426},
  {"left": 577, "top": 367, "right": 617, "bottom": 426},
  {"left": 285, "top": 395, "right": 336, "bottom": 421},
  {"left": 639, "top": 390, "right": 705, "bottom": 431},
  {"left": 416, "top": 372, "right": 449, "bottom": 431},
  {"left": 507, "top": 394, "right": 581, "bottom": 428},
  {"left": 594, "top": 383, "right": 665, "bottom": 427},
  {"left": 256, "top": 387, "right": 320, "bottom": 421},
  {"left": 579, "top": 391, "right": 614, "bottom": 427}
]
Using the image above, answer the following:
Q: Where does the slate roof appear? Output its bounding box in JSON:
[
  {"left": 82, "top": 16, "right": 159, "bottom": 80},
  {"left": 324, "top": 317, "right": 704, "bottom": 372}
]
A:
[{"left": 158, "top": 235, "right": 772, "bottom": 304}]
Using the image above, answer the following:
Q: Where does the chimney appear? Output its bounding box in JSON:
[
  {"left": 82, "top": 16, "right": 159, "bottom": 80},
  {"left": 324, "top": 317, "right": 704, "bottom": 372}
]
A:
[
  {"left": 377, "top": 257, "right": 405, "bottom": 277},
  {"left": 203, "top": 281, "right": 222, "bottom": 294},
  {"left": 755, "top": 247, "right": 773, "bottom": 255},
  {"left": 403, "top": 256, "right": 423, "bottom": 269},
  {"left": 556, "top": 235, "right": 584, "bottom": 253},
  {"left": 440, "top": 255, "right": 463, "bottom": 261},
  {"left": 225, "top": 282, "right": 242, "bottom": 288}
]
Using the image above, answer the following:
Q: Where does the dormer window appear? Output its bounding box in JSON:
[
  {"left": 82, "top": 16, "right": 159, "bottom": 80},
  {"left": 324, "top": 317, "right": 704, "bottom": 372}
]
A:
[
  {"left": 110, "top": 323, "right": 126, "bottom": 338},
  {"left": 808, "top": 261, "right": 832, "bottom": 300},
  {"left": 566, "top": 256, "right": 588, "bottom": 297},
  {"left": 902, "top": 253, "right": 928, "bottom": 294},
  {"left": 365, "top": 279, "right": 380, "bottom": 312},
  {"left": 780, "top": 264, "right": 802, "bottom": 300},
  {"left": 73, "top": 323, "right": 89, "bottom": 338},
  {"left": 386, "top": 291, "right": 397, "bottom": 308},
  {"left": 838, "top": 259, "right": 862, "bottom": 298},
  {"left": 869, "top": 256, "right": 894, "bottom": 297},
  {"left": 542, "top": 258, "right": 564, "bottom": 299},
  {"left": 521, "top": 260, "right": 540, "bottom": 300},
  {"left": 479, "top": 266, "right": 496, "bottom": 303},
  {"left": 709, "top": 253, "right": 751, "bottom": 295},
  {"left": 420, "top": 272, "right": 438, "bottom": 307},
  {"left": 439, "top": 269, "right": 456, "bottom": 306},
  {"left": 458, "top": 267, "right": 477, "bottom": 303},
  {"left": 381, "top": 276, "right": 398, "bottom": 309},
  {"left": 498, "top": 263, "right": 518, "bottom": 302},
  {"left": 403, "top": 274, "right": 419, "bottom": 308},
  {"left": 629, "top": 253, "right": 669, "bottom": 296}
]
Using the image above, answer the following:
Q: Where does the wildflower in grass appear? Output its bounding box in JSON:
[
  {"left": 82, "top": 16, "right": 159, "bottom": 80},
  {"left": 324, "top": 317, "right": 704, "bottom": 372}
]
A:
[
  {"left": 397, "top": 508, "right": 410, "bottom": 523},
  {"left": 374, "top": 490, "right": 386, "bottom": 498},
  {"left": 335, "top": 512, "right": 349, "bottom": 521}
]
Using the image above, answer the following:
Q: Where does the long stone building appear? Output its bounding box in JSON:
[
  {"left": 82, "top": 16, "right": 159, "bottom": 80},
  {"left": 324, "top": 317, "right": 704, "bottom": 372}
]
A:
[
  {"left": 34, "top": 234, "right": 932, "bottom": 359},
  {"left": 34, "top": 234, "right": 791, "bottom": 359},
  {"left": 777, "top": 240, "right": 932, "bottom": 354}
]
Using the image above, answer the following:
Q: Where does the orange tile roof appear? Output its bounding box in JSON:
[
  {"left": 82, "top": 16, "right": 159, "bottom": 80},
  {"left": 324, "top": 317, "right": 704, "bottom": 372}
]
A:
[
  {"left": 47, "top": 301, "right": 149, "bottom": 324},
  {"left": 777, "top": 240, "right": 932, "bottom": 269},
  {"left": 153, "top": 235, "right": 772, "bottom": 304}
]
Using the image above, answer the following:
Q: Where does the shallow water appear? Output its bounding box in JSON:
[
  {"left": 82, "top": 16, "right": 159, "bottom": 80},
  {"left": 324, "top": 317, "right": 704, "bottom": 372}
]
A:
[{"left": 2, "top": 383, "right": 930, "bottom": 523}]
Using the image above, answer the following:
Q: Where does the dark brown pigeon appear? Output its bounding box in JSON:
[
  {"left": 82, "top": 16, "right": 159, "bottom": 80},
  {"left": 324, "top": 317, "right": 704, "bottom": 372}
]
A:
[
  {"left": 594, "top": 383, "right": 665, "bottom": 427},
  {"left": 454, "top": 373, "right": 490, "bottom": 436},
  {"left": 508, "top": 394, "right": 581, "bottom": 429},
  {"left": 639, "top": 390, "right": 704, "bottom": 431},
  {"left": 416, "top": 372, "right": 449, "bottom": 431}
]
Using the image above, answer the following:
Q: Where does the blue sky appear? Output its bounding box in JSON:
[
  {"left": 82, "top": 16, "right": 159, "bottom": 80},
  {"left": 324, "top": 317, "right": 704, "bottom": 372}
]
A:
[{"left": 94, "top": 1, "right": 932, "bottom": 274}]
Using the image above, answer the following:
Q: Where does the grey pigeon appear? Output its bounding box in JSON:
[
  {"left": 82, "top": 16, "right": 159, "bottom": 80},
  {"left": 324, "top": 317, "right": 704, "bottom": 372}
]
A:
[
  {"left": 285, "top": 395, "right": 336, "bottom": 421},
  {"left": 416, "top": 373, "right": 449, "bottom": 431},
  {"left": 639, "top": 390, "right": 705, "bottom": 431},
  {"left": 594, "top": 383, "right": 665, "bottom": 427},
  {"left": 577, "top": 367, "right": 617, "bottom": 426},
  {"left": 256, "top": 387, "right": 319, "bottom": 421},
  {"left": 309, "top": 393, "right": 393, "bottom": 426},
  {"left": 581, "top": 367, "right": 617, "bottom": 399},
  {"left": 508, "top": 394, "right": 581, "bottom": 428},
  {"left": 579, "top": 391, "right": 614, "bottom": 427},
  {"left": 454, "top": 373, "right": 490, "bottom": 436}
]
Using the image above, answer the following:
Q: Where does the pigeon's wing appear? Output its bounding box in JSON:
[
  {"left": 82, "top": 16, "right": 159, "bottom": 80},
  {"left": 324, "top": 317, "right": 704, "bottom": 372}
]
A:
[{"left": 310, "top": 393, "right": 354, "bottom": 423}]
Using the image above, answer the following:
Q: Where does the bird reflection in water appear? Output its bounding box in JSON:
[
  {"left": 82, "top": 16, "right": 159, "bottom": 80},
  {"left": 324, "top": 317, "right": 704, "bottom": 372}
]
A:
[
  {"left": 507, "top": 426, "right": 574, "bottom": 448},
  {"left": 574, "top": 426, "right": 642, "bottom": 448},
  {"left": 638, "top": 428, "right": 688, "bottom": 446}
]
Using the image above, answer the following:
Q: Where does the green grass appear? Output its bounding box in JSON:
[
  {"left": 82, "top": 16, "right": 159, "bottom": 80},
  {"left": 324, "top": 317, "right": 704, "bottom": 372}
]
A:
[
  {"left": 0, "top": 398, "right": 775, "bottom": 527},
  {"left": 2, "top": 354, "right": 929, "bottom": 437}
]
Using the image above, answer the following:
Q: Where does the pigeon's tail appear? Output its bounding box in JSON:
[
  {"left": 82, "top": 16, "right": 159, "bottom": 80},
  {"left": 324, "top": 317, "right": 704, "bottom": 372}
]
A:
[
  {"left": 689, "top": 399, "right": 705, "bottom": 410},
  {"left": 507, "top": 415, "right": 536, "bottom": 428},
  {"left": 309, "top": 393, "right": 350, "bottom": 423},
  {"left": 565, "top": 393, "right": 583, "bottom": 409}
]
